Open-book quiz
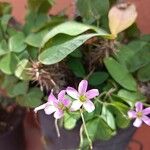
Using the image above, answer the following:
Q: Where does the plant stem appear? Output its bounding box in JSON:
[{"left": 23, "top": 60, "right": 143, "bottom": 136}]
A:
[
  {"left": 84, "top": 67, "right": 95, "bottom": 80},
  {"left": 103, "top": 88, "right": 116, "bottom": 101},
  {"left": 97, "top": 91, "right": 107, "bottom": 99},
  {"left": 143, "top": 103, "right": 150, "bottom": 107},
  {"left": 80, "top": 109, "right": 93, "bottom": 150},
  {"left": 95, "top": 98, "right": 103, "bottom": 105},
  {"left": 55, "top": 119, "right": 60, "bottom": 138},
  {"left": 79, "top": 124, "right": 84, "bottom": 149}
]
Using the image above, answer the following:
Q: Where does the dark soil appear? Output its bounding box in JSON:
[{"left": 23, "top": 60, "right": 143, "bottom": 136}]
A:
[{"left": 0, "top": 106, "right": 23, "bottom": 135}]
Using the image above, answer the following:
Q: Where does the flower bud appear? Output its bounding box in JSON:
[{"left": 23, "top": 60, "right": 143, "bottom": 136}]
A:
[{"left": 108, "top": 3, "right": 137, "bottom": 38}]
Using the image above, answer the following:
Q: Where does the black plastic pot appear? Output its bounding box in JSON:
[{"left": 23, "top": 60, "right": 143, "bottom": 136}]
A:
[
  {"left": 39, "top": 110, "right": 136, "bottom": 150},
  {"left": 0, "top": 109, "right": 25, "bottom": 150}
]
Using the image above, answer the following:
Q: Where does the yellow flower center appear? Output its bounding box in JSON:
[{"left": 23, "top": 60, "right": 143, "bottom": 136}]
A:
[
  {"left": 58, "top": 103, "right": 65, "bottom": 110},
  {"left": 79, "top": 95, "right": 87, "bottom": 102},
  {"left": 136, "top": 112, "right": 143, "bottom": 118}
]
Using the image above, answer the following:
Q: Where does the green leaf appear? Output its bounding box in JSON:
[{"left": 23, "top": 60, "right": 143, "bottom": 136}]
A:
[
  {"left": 27, "top": 47, "right": 38, "bottom": 59},
  {"left": 89, "top": 71, "right": 109, "bottom": 86},
  {"left": 68, "top": 58, "right": 86, "bottom": 78},
  {"left": 137, "top": 63, "right": 150, "bottom": 82},
  {"left": 41, "top": 21, "right": 108, "bottom": 47},
  {"left": 1, "top": 14, "right": 11, "bottom": 32},
  {"left": 9, "top": 32, "right": 26, "bottom": 53},
  {"left": 126, "top": 45, "right": 150, "bottom": 72},
  {"left": 1, "top": 75, "right": 18, "bottom": 97},
  {"left": 16, "top": 87, "right": 43, "bottom": 108},
  {"left": 104, "top": 57, "right": 137, "bottom": 91},
  {"left": 107, "top": 104, "right": 130, "bottom": 128},
  {"left": 25, "top": 29, "right": 48, "bottom": 47},
  {"left": 86, "top": 116, "right": 114, "bottom": 140},
  {"left": 27, "top": 0, "right": 53, "bottom": 13},
  {"left": 15, "top": 59, "right": 31, "bottom": 80},
  {"left": 10, "top": 81, "right": 29, "bottom": 97},
  {"left": 111, "top": 101, "right": 129, "bottom": 113},
  {"left": 118, "top": 89, "right": 146, "bottom": 106},
  {"left": 77, "top": 0, "right": 109, "bottom": 22},
  {"left": 23, "top": 13, "right": 49, "bottom": 34},
  {"left": 140, "top": 35, "right": 150, "bottom": 42},
  {"left": 39, "top": 33, "right": 109, "bottom": 65},
  {"left": 64, "top": 112, "right": 77, "bottom": 130},
  {"left": 0, "top": 40, "right": 9, "bottom": 56},
  {"left": 0, "top": 52, "right": 19, "bottom": 74},
  {"left": 101, "top": 105, "right": 116, "bottom": 130},
  {"left": 116, "top": 41, "right": 147, "bottom": 67},
  {"left": 70, "top": 49, "right": 82, "bottom": 58},
  {"left": 110, "top": 94, "right": 130, "bottom": 107},
  {"left": 0, "top": 2, "right": 12, "bottom": 15},
  {"left": 125, "top": 23, "right": 140, "bottom": 39},
  {"left": 47, "top": 0, "right": 54, "bottom": 5}
]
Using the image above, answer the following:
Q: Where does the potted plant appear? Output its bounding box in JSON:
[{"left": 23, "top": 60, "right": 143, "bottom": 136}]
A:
[{"left": 0, "top": 0, "right": 150, "bottom": 150}]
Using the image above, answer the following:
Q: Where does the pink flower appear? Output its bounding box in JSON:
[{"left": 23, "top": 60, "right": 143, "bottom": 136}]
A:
[
  {"left": 128, "top": 102, "right": 150, "bottom": 128},
  {"left": 66, "top": 80, "right": 99, "bottom": 113},
  {"left": 34, "top": 90, "right": 71, "bottom": 119}
]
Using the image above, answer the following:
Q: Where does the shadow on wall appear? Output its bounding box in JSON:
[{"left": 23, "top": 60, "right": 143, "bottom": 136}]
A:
[{"left": 0, "top": 0, "right": 150, "bottom": 33}]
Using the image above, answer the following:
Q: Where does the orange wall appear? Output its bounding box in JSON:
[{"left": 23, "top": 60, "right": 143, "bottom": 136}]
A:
[
  {"left": 0, "top": 0, "right": 150, "bottom": 34},
  {"left": 127, "top": 0, "right": 150, "bottom": 34}
]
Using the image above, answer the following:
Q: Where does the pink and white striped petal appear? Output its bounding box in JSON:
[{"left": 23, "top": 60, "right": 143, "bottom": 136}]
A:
[
  {"left": 70, "top": 100, "right": 83, "bottom": 111},
  {"left": 61, "top": 98, "right": 71, "bottom": 107},
  {"left": 44, "top": 105, "right": 57, "bottom": 115},
  {"left": 133, "top": 118, "right": 142, "bottom": 127},
  {"left": 143, "top": 107, "right": 150, "bottom": 115},
  {"left": 34, "top": 103, "right": 47, "bottom": 113},
  {"left": 135, "top": 102, "right": 143, "bottom": 112},
  {"left": 58, "top": 90, "right": 66, "bottom": 100},
  {"left": 66, "top": 87, "right": 79, "bottom": 99},
  {"left": 54, "top": 110, "right": 64, "bottom": 119},
  {"left": 48, "top": 91, "right": 58, "bottom": 103},
  {"left": 83, "top": 100, "right": 95, "bottom": 113},
  {"left": 85, "top": 89, "right": 99, "bottom": 99},
  {"left": 78, "top": 80, "right": 88, "bottom": 95},
  {"left": 142, "top": 115, "right": 150, "bottom": 126},
  {"left": 128, "top": 110, "right": 136, "bottom": 119}
]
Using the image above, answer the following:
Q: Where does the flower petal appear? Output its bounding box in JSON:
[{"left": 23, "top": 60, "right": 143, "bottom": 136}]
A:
[
  {"left": 70, "top": 100, "right": 83, "bottom": 111},
  {"left": 58, "top": 90, "right": 70, "bottom": 107},
  {"left": 34, "top": 103, "right": 46, "bottom": 113},
  {"left": 54, "top": 110, "right": 64, "bottom": 119},
  {"left": 128, "top": 110, "right": 136, "bottom": 119},
  {"left": 66, "top": 87, "right": 79, "bottom": 99},
  {"left": 83, "top": 100, "right": 95, "bottom": 113},
  {"left": 135, "top": 102, "right": 143, "bottom": 112},
  {"left": 143, "top": 107, "right": 150, "bottom": 115},
  {"left": 61, "top": 98, "right": 71, "bottom": 107},
  {"left": 85, "top": 89, "right": 99, "bottom": 99},
  {"left": 133, "top": 118, "right": 142, "bottom": 128},
  {"left": 142, "top": 115, "right": 150, "bottom": 126},
  {"left": 44, "top": 105, "right": 57, "bottom": 115},
  {"left": 58, "top": 90, "right": 66, "bottom": 100},
  {"left": 78, "top": 80, "right": 88, "bottom": 94},
  {"left": 48, "top": 91, "right": 57, "bottom": 103}
]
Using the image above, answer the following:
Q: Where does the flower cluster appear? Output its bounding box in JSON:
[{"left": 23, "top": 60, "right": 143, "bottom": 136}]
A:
[
  {"left": 34, "top": 80, "right": 99, "bottom": 119},
  {"left": 35, "top": 79, "right": 150, "bottom": 129},
  {"left": 128, "top": 102, "right": 150, "bottom": 128}
]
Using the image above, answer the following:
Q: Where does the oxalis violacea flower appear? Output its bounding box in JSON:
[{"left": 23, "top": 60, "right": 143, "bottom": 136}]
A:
[
  {"left": 66, "top": 80, "right": 99, "bottom": 112},
  {"left": 128, "top": 102, "right": 150, "bottom": 127},
  {"left": 34, "top": 90, "right": 71, "bottom": 119}
]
